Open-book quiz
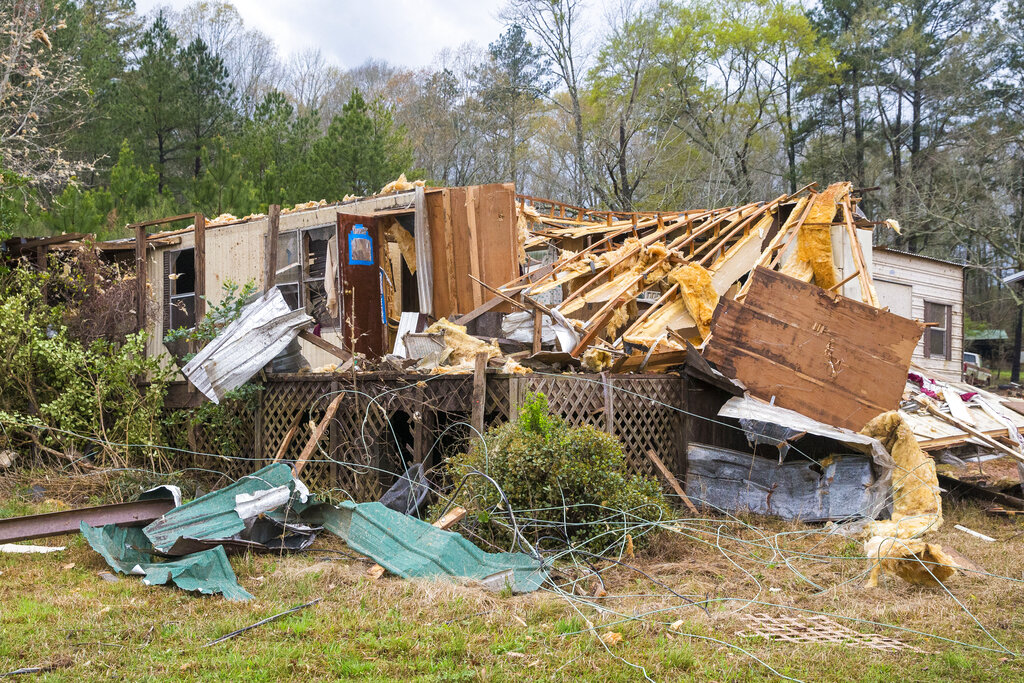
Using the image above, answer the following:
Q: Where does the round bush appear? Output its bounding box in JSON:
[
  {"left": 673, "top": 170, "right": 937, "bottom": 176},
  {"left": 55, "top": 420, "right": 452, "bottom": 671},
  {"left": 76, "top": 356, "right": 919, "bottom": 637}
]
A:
[{"left": 441, "top": 392, "right": 669, "bottom": 554}]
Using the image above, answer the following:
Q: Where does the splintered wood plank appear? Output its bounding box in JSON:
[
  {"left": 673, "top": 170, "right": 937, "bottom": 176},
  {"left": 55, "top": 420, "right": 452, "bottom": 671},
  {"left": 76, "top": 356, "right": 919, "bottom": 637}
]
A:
[
  {"left": 293, "top": 392, "right": 345, "bottom": 476},
  {"left": 465, "top": 186, "right": 484, "bottom": 308},
  {"left": 703, "top": 267, "right": 924, "bottom": 431}
]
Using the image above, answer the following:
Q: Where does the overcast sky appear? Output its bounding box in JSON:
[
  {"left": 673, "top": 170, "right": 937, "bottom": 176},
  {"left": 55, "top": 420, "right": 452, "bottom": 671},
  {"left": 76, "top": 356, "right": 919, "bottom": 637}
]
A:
[{"left": 133, "top": 0, "right": 509, "bottom": 69}]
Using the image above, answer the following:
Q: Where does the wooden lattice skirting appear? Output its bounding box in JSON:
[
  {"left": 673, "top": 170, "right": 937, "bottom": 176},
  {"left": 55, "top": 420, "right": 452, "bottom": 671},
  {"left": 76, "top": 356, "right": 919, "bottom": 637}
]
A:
[{"left": 180, "top": 372, "right": 688, "bottom": 500}]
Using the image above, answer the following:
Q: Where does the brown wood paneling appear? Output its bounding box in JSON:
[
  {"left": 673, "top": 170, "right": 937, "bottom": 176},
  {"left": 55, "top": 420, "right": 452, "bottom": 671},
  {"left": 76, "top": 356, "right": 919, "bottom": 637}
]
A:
[
  {"left": 425, "top": 189, "right": 455, "bottom": 317},
  {"left": 338, "top": 213, "right": 385, "bottom": 357},
  {"left": 703, "top": 267, "right": 924, "bottom": 431}
]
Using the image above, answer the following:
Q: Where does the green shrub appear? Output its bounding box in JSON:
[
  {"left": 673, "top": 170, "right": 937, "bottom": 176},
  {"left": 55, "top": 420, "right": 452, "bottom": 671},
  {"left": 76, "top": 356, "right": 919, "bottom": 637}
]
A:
[
  {"left": 0, "top": 267, "right": 171, "bottom": 466},
  {"left": 440, "top": 393, "right": 668, "bottom": 554}
]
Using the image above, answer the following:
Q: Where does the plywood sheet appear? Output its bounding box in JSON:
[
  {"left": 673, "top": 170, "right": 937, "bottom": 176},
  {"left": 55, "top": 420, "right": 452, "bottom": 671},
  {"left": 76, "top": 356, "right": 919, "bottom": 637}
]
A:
[{"left": 703, "top": 267, "right": 924, "bottom": 430}]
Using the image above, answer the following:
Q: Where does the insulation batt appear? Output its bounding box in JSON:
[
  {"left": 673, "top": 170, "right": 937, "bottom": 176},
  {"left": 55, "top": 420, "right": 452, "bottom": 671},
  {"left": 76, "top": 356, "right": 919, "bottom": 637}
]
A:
[
  {"left": 425, "top": 318, "right": 501, "bottom": 366},
  {"left": 379, "top": 173, "right": 425, "bottom": 195},
  {"left": 859, "top": 411, "right": 956, "bottom": 588},
  {"left": 582, "top": 348, "right": 613, "bottom": 372},
  {"left": 670, "top": 263, "right": 719, "bottom": 339},
  {"left": 779, "top": 181, "right": 850, "bottom": 289},
  {"left": 386, "top": 220, "right": 417, "bottom": 275}
]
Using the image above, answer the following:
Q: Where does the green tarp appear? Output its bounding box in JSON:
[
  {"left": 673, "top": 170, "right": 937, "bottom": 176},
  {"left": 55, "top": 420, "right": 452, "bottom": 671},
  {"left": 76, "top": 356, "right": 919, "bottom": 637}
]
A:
[
  {"left": 310, "top": 501, "right": 548, "bottom": 593},
  {"left": 80, "top": 522, "right": 253, "bottom": 601}
]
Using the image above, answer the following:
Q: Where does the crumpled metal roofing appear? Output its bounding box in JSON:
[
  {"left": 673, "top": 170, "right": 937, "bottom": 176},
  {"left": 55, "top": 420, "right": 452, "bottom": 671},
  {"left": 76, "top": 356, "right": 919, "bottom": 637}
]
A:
[
  {"left": 143, "top": 463, "right": 309, "bottom": 554},
  {"left": 181, "top": 287, "right": 313, "bottom": 403}
]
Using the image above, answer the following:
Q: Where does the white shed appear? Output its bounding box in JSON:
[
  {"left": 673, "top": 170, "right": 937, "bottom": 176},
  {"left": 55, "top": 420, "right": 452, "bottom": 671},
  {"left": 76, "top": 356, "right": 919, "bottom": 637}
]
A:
[{"left": 872, "top": 247, "right": 965, "bottom": 382}]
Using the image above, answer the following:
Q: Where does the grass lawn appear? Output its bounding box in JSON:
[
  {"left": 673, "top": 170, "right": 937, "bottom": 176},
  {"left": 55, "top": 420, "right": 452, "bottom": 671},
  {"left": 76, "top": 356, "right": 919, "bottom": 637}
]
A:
[{"left": 1, "top": 473, "right": 1023, "bottom": 682}]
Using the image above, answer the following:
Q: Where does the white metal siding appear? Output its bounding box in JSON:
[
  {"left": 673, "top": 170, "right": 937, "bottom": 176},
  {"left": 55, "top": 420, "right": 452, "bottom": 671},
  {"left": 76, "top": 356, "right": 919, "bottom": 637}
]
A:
[{"left": 872, "top": 250, "right": 964, "bottom": 381}]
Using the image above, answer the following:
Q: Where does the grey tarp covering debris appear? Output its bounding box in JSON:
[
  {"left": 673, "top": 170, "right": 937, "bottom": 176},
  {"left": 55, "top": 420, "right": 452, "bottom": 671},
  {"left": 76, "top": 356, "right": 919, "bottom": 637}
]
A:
[
  {"left": 690, "top": 396, "right": 898, "bottom": 521},
  {"left": 143, "top": 463, "right": 314, "bottom": 555},
  {"left": 181, "top": 287, "right": 313, "bottom": 402},
  {"left": 686, "top": 444, "right": 885, "bottom": 521},
  {"left": 80, "top": 522, "right": 253, "bottom": 601},
  {"left": 309, "top": 501, "right": 548, "bottom": 593}
]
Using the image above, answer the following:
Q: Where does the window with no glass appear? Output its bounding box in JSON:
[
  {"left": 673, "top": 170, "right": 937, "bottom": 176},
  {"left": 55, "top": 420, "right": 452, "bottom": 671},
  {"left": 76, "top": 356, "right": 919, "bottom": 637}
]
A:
[
  {"left": 164, "top": 248, "right": 196, "bottom": 333},
  {"left": 276, "top": 225, "right": 338, "bottom": 328},
  {"left": 923, "top": 301, "right": 952, "bottom": 360}
]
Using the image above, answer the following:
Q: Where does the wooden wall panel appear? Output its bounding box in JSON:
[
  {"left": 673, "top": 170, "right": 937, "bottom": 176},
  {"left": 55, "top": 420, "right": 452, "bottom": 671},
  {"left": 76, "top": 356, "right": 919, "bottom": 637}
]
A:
[
  {"left": 704, "top": 267, "right": 924, "bottom": 431},
  {"left": 426, "top": 184, "right": 517, "bottom": 318}
]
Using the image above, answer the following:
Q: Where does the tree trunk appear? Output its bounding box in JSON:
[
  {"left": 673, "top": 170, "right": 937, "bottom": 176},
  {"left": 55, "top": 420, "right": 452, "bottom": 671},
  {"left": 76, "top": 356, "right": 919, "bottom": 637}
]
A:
[
  {"left": 852, "top": 69, "right": 865, "bottom": 188},
  {"left": 1012, "top": 300, "right": 1022, "bottom": 384}
]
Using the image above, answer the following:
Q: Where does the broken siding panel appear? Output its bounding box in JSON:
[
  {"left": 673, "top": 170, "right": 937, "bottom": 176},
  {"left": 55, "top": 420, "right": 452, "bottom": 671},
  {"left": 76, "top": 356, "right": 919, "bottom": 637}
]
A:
[
  {"left": 704, "top": 267, "right": 924, "bottom": 431},
  {"left": 872, "top": 250, "right": 964, "bottom": 381}
]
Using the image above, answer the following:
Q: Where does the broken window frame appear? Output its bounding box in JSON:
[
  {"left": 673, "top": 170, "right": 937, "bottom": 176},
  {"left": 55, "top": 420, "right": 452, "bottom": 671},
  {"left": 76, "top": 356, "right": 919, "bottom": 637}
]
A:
[
  {"left": 276, "top": 225, "right": 338, "bottom": 329},
  {"left": 164, "top": 247, "right": 197, "bottom": 334},
  {"left": 923, "top": 301, "right": 952, "bottom": 361}
]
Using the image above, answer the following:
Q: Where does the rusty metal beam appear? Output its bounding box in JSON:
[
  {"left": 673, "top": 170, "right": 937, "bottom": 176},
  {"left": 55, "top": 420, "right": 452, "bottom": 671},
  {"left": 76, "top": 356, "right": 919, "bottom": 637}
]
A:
[{"left": 0, "top": 498, "right": 175, "bottom": 544}]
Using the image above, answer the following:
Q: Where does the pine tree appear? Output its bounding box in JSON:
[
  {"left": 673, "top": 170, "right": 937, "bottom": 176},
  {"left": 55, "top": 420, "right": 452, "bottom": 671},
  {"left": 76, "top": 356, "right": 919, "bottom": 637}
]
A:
[
  {"left": 125, "top": 11, "right": 187, "bottom": 194},
  {"left": 180, "top": 37, "right": 235, "bottom": 178}
]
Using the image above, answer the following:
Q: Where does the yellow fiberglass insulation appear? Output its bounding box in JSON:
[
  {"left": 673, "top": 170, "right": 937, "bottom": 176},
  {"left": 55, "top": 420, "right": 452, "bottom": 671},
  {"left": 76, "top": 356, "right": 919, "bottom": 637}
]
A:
[
  {"left": 529, "top": 239, "right": 640, "bottom": 297},
  {"left": 582, "top": 348, "right": 613, "bottom": 373},
  {"left": 670, "top": 263, "right": 719, "bottom": 338},
  {"left": 780, "top": 181, "right": 850, "bottom": 289},
  {"left": 859, "top": 411, "right": 955, "bottom": 588},
  {"left": 604, "top": 300, "right": 637, "bottom": 339},
  {"left": 379, "top": 173, "right": 425, "bottom": 195},
  {"left": 385, "top": 220, "right": 417, "bottom": 275},
  {"left": 559, "top": 242, "right": 673, "bottom": 316},
  {"left": 425, "top": 318, "right": 502, "bottom": 366}
]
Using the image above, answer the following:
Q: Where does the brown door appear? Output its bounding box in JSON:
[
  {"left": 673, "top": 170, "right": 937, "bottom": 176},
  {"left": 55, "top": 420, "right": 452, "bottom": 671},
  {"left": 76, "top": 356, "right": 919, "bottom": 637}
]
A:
[{"left": 338, "top": 213, "right": 386, "bottom": 357}]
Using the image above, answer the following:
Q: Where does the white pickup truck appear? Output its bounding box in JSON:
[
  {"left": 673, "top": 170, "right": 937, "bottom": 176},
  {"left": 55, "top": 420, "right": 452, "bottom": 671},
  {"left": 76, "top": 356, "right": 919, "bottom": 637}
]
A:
[{"left": 962, "top": 352, "right": 992, "bottom": 386}]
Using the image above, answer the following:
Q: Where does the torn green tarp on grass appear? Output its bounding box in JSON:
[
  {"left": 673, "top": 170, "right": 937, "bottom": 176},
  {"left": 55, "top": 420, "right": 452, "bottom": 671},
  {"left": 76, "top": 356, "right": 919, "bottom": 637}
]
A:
[
  {"left": 80, "top": 522, "right": 253, "bottom": 601},
  {"left": 143, "top": 463, "right": 312, "bottom": 554},
  {"left": 309, "top": 501, "right": 548, "bottom": 593}
]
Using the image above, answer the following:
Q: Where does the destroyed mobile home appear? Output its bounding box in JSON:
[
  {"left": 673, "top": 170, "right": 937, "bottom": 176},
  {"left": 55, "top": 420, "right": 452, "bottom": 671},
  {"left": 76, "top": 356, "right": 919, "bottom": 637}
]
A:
[{"left": 4, "top": 176, "right": 1024, "bottom": 605}]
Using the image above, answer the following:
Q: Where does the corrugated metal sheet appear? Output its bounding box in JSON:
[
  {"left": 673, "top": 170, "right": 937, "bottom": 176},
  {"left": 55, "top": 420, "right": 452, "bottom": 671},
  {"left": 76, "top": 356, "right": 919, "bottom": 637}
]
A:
[
  {"left": 80, "top": 523, "right": 253, "bottom": 601},
  {"left": 143, "top": 463, "right": 304, "bottom": 553},
  {"left": 181, "top": 288, "right": 312, "bottom": 402}
]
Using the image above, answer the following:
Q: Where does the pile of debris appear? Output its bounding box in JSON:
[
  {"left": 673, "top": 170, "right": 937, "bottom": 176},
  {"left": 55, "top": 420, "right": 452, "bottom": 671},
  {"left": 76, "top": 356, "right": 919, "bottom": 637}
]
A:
[{"left": 0, "top": 464, "right": 548, "bottom": 600}]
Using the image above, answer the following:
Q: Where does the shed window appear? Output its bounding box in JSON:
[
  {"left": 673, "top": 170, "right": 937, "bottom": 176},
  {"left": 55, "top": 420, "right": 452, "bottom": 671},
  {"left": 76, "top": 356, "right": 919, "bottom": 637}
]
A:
[
  {"left": 277, "top": 225, "right": 337, "bottom": 328},
  {"left": 164, "top": 248, "right": 196, "bottom": 333},
  {"left": 924, "top": 301, "right": 952, "bottom": 361}
]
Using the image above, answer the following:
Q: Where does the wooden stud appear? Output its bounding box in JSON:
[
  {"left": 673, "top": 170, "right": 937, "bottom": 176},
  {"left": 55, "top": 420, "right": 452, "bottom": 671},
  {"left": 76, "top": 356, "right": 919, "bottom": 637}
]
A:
[
  {"left": 298, "top": 329, "right": 352, "bottom": 362},
  {"left": 471, "top": 351, "right": 488, "bottom": 436},
  {"left": 646, "top": 449, "right": 699, "bottom": 514},
  {"left": 272, "top": 410, "right": 306, "bottom": 463},
  {"left": 265, "top": 204, "right": 281, "bottom": 290},
  {"left": 293, "top": 392, "right": 345, "bottom": 476},
  {"left": 841, "top": 197, "right": 879, "bottom": 307},
  {"left": 532, "top": 308, "right": 543, "bottom": 354},
  {"left": 135, "top": 225, "right": 147, "bottom": 333},
  {"left": 194, "top": 213, "right": 206, "bottom": 322}
]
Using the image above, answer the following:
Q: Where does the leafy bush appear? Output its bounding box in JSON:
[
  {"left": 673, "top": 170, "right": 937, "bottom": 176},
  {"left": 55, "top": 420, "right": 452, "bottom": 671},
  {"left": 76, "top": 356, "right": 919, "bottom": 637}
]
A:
[
  {"left": 441, "top": 393, "right": 668, "bottom": 554},
  {"left": 0, "top": 267, "right": 171, "bottom": 467}
]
